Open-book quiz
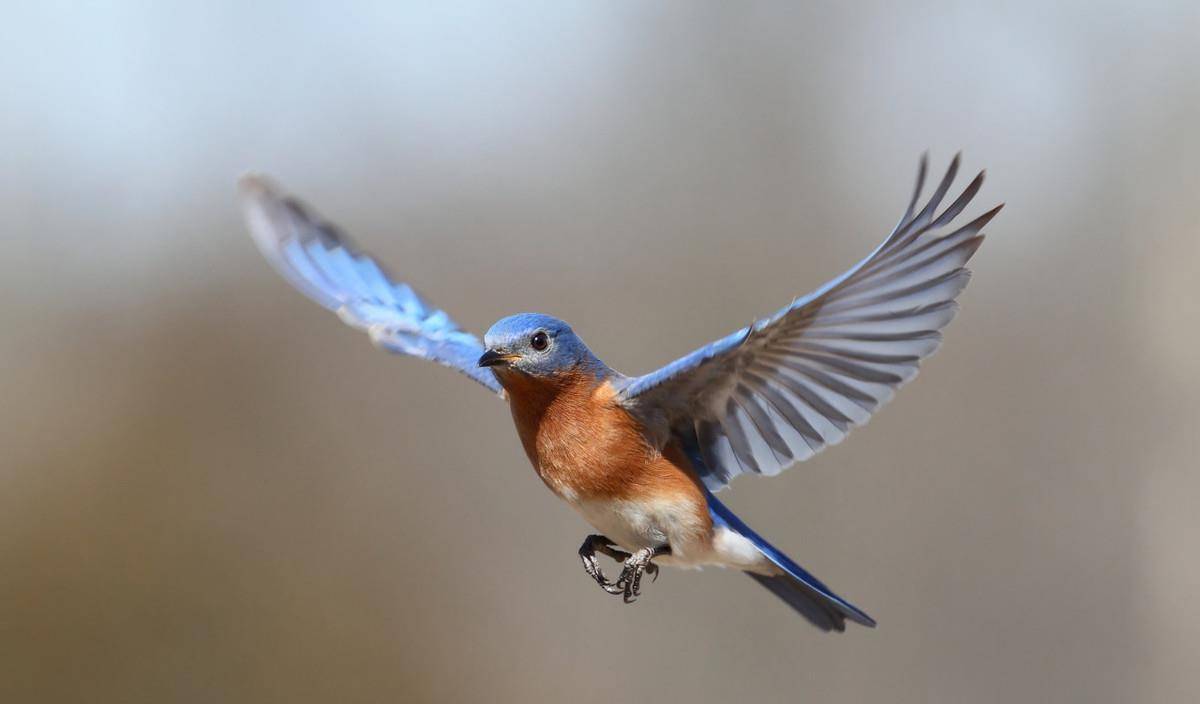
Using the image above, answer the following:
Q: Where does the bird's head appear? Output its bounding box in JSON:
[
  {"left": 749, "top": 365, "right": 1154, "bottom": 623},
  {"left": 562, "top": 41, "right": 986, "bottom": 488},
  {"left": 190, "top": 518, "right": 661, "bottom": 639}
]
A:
[{"left": 479, "top": 313, "right": 606, "bottom": 381}]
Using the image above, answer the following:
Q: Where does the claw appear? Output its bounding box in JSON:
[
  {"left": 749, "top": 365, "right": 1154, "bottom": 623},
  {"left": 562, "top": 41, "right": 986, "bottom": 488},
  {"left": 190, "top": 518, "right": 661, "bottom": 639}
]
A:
[
  {"left": 615, "top": 546, "right": 664, "bottom": 603},
  {"left": 578, "top": 536, "right": 669, "bottom": 602},
  {"left": 579, "top": 534, "right": 631, "bottom": 595}
]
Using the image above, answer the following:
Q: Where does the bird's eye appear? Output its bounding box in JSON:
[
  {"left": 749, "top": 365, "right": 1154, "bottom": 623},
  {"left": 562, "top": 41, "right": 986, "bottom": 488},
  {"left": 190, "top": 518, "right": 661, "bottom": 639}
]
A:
[{"left": 530, "top": 331, "right": 549, "bottom": 351}]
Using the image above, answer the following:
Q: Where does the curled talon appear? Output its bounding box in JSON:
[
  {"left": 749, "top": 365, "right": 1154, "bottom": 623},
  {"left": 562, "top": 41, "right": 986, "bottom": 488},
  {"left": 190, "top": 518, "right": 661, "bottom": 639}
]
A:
[
  {"left": 579, "top": 534, "right": 632, "bottom": 595},
  {"left": 620, "top": 566, "right": 643, "bottom": 603},
  {"left": 578, "top": 536, "right": 669, "bottom": 602},
  {"left": 615, "top": 545, "right": 667, "bottom": 603},
  {"left": 579, "top": 553, "right": 617, "bottom": 592},
  {"left": 626, "top": 563, "right": 648, "bottom": 602}
]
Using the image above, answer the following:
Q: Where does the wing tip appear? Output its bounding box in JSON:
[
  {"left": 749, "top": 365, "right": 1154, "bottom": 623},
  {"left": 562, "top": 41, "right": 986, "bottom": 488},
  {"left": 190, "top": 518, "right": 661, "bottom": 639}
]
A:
[
  {"left": 969, "top": 169, "right": 985, "bottom": 190},
  {"left": 974, "top": 203, "right": 1006, "bottom": 231},
  {"left": 906, "top": 152, "right": 931, "bottom": 218},
  {"left": 237, "top": 171, "right": 277, "bottom": 200},
  {"left": 238, "top": 173, "right": 287, "bottom": 251}
]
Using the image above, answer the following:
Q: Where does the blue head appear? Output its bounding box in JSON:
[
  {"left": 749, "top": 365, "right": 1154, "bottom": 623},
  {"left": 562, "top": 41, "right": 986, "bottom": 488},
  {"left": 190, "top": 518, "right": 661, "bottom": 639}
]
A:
[{"left": 479, "top": 313, "right": 607, "bottom": 381}]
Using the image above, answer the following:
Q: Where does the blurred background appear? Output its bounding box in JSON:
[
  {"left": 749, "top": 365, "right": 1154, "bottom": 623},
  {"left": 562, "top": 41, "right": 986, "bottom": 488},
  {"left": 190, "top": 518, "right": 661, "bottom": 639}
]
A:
[{"left": 2, "top": 2, "right": 1197, "bottom": 702}]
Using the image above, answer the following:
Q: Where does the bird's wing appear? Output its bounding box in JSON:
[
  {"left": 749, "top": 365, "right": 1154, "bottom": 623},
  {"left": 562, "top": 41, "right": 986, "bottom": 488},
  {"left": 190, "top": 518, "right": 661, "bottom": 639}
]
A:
[
  {"left": 239, "top": 175, "right": 504, "bottom": 395},
  {"left": 616, "top": 155, "right": 1001, "bottom": 491}
]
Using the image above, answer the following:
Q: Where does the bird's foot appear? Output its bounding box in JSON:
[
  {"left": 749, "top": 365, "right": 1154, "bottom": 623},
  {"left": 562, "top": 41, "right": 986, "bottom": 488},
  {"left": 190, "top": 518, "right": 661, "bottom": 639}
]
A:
[
  {"left": 616, "top": 545, "right": 669, "bottom": 603},
  {"left": 579, "top": 534, "right": 631, "bottom": 595}
]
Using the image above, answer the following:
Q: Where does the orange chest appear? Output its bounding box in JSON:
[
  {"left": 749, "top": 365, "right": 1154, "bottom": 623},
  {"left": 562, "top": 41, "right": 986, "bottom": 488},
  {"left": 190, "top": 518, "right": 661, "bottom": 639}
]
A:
[
  {"left": 502, "top": 373, "right": 660, "bottom": 501},
  {"left": 500, "top": 372, "right": 708, "bottom": 505}
]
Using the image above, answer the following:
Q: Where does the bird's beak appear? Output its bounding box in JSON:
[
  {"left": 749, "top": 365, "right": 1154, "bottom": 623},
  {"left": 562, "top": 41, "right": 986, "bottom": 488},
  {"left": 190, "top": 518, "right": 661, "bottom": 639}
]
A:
[{"left": 478, "top": 349, "right": 517, "bottom": 368}]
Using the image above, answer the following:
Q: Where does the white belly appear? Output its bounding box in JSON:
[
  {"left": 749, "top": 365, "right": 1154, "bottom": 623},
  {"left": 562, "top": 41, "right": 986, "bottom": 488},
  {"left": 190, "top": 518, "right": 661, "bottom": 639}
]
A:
[{"left": 572, "top": 496, "right": 773, "bottom": 572}]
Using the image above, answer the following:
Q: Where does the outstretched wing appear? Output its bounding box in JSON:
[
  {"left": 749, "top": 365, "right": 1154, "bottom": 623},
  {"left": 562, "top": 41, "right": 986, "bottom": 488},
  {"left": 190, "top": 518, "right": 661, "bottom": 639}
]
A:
[
  {"left": 616, "top": 155, "right": 1001, "bottom": 491},
  {"left": 239, "top": 175, "right": 503, "bottom": 395}
]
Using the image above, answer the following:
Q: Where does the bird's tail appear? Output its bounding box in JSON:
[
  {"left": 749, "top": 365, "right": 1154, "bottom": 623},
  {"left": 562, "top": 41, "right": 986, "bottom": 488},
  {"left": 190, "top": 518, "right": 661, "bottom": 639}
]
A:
[{"left": 706, "top": 491, "right": 876, "bottom": 632}]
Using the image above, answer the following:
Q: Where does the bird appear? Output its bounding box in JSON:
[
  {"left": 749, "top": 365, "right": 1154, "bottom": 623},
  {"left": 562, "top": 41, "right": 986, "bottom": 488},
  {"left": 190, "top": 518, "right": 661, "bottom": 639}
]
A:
[{"left": 239, "top": 154, "right": 1000, "bottom": 632}]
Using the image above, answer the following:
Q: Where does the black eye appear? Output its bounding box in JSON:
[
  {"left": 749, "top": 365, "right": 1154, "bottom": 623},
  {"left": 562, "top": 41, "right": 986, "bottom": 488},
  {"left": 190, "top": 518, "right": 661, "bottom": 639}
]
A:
[{"left": 530, "top": 331, "right": 549, "bottom": 351}]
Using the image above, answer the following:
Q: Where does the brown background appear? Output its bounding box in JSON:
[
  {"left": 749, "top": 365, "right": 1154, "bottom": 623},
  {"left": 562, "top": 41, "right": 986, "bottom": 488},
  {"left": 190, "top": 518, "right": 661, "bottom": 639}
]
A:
[{"left": 2, "top": 2, "right": 1198, "bottom": 702}]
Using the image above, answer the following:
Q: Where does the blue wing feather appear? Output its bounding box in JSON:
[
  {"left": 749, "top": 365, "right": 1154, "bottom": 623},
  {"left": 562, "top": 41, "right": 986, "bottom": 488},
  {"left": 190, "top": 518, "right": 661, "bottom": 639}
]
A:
[
  {"left": 240, "top": 175, "right": 503, "bottom": 395},
  {"left": 616, "top": 327, "right": 750, "bottom": 399},
  {"left": 618, "top": 155, "right": 1001, "bottom": 490}
]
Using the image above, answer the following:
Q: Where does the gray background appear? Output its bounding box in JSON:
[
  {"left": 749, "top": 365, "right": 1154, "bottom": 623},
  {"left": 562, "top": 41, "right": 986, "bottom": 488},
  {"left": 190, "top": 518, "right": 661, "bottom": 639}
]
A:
[{"left": 3, "top": 2, "right": 1198, "bottom": 702}]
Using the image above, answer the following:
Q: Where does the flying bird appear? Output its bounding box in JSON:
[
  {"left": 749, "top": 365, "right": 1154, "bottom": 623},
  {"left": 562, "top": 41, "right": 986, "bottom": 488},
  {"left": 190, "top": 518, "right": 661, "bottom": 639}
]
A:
[{"left": 240, "top": 155, "right": 1000, "bottom": 632}]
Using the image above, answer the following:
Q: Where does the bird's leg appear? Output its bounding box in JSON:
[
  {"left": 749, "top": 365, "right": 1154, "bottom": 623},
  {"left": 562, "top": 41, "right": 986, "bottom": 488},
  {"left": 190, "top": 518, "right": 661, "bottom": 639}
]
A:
[
  {"left": 578, "top": 534, "right": 631, "bottom": 595},
  {"left": 617, "top": 545, "right": 671, "bottom": 603}
]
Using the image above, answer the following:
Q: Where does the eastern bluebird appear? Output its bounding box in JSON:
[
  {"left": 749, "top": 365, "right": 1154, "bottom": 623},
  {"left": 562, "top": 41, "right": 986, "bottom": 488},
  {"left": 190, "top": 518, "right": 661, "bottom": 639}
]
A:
[{"left": 240, "top": 154, "right": 1000, "bottom": 632}]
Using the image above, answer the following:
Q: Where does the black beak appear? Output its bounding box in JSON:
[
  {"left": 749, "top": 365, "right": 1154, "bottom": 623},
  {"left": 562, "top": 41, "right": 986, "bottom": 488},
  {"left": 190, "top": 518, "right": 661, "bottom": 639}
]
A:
[{"left": 477, "top": 349, "right": 509, "bottom": 368}]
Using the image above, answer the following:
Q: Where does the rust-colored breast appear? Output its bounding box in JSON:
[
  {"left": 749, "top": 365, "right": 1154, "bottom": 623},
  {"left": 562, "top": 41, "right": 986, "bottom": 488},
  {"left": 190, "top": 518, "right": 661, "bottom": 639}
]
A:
[{"left": 500, "top": 370, "right": 707, "bottom": 505}]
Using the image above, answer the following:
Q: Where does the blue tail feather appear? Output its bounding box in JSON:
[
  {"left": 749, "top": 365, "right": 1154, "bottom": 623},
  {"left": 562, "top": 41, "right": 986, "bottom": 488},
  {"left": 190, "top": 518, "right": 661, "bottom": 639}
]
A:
[{"left": 706, "top": 490, "right": 876, "bottom": 632}]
